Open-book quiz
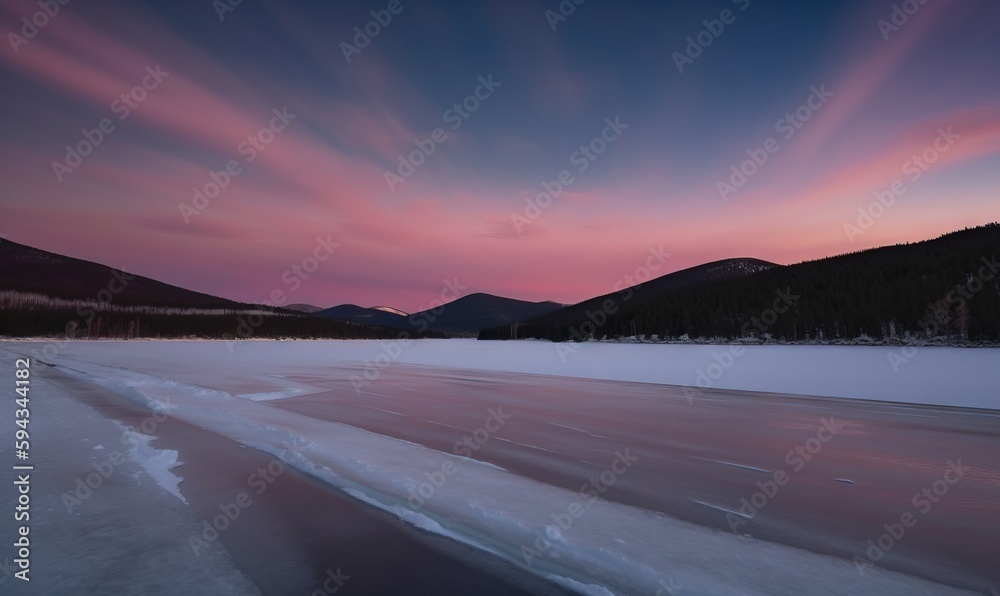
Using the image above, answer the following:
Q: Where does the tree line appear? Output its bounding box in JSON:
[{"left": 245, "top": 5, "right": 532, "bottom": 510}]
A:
[
  {"left": 479, "top": 223, "right": 1000, "bottom": 344},
  {"left": 0, "top": 308, "right": 446, "bottom": 341}
]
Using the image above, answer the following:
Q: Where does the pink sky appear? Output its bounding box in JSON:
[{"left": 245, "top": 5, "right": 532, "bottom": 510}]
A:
[{"left": 1, "top": 0, "right": 998, "bottom": 311}]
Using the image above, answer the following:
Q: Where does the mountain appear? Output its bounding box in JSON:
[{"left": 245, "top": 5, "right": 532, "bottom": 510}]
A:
[
  {"left": 479, "top": 224, "right": 1000, "bottom": 344},
  {"left": 408, "top": 293, "right": 563, "bottom": 334},
  {"left": 315, "top": 294, "right": 563, "bottom": 334},
  {"left": 372, "top": 305, "right": 409, "bottom": 316},
  {"left": 0, "top": 238, "right": 247, "bottom": 308},
  {"left": 479, "top": 257, "right": 778, "bottom": 340},
  {"left": 603, "top": 257, "right": 778, "bottom": 305},
  {"left": 0, "top": 239, "right": 444, "bottom": 341},
  {"left": 313, "top": 304, "right": 409, "bottom": 328}
]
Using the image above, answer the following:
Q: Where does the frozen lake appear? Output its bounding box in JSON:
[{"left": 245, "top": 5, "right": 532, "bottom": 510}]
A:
[
  {"left": 2, "top": 340, "right": 998, "bottom": 595},
  {"left": 21, "top": 338, "right": 998, "bottom": 409}
]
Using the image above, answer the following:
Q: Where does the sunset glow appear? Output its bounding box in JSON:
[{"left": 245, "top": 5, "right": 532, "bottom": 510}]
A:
[{"left": 2, "top": 0, "right": 998, "bottom": 310}]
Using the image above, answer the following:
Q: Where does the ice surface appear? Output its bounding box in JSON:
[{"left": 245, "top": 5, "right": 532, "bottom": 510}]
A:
[
  {"left": 0, "top": 348, "right": 260, "bottom": 595},
  {"left": 15, "top": 339, "right": 997, "bottom": 410},
  {"left": 35, "top": 347, "right": 976, "bottom": 595}
]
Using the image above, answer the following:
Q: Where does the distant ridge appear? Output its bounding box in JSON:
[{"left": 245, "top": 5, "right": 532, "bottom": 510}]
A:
[
  {"left": 313, "top": 304, "right": 409, "bottom": 329},
  {"left": 408, "top": 293, "right": 563, "bottom": 334},
  {"left": 7, "top": 223, "right": 997, "bottom": 344},
  {"left": 315, "top": 293, "right": 563, "bottom": 334}
]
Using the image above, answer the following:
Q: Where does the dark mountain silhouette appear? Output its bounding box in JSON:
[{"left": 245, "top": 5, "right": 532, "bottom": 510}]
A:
[
  {"left": 315, "top": 293, "right": 563, "bottom": 334},
  {"left": 477, "top": 258, "right": 777, "bottom": 340},
  {"left": 602, "top": 257, "right": 778, "bottom": 306},
  {"left": 0, "top": 238, "right": 246, "bottom": 308},
  {"left": 0, "top": 239, "right": 443, "bottom": 340},
  {"left": 7, "top": 223, "right": 998, "bottom": 343},
  {"left": 313, "top": 304, "right": 409, "bottom": 328},
  {"left": 480, "top": 223, "right": 1000, "bottom": 344},
  {"left": 408, "top": 293, "right": 563, "bottom": 334}
]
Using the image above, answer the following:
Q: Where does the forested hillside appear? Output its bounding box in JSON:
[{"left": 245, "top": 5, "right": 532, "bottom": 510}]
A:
[{"left": 479, "top": 224, "right": 1000, "bottom": 344}]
